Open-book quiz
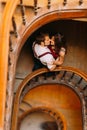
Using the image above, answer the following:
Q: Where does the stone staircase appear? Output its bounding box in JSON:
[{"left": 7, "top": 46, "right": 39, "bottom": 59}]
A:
[
  {"left": 1, "top": 1, "right": 87, "bottom": 130},
  {"left": 13, "top": 67, "right": 87, "bottom": 130}
]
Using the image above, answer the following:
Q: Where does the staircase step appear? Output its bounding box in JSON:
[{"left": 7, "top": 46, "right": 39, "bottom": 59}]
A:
[
  {"left": 19, "top": 101, "right": 32, "bottom": 111},
  {"left": 19, "top": 100, "right": 32, "bottom": 116}
]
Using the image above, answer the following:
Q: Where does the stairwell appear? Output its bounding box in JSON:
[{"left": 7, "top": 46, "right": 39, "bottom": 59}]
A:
[{"left": 0, "top": 0, "right": 87, "bottom": 130}]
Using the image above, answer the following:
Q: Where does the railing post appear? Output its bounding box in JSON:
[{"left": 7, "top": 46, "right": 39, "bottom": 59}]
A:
[
  {"left": 34, "top": 0, "right": 38, "bottom": 15},
  {"left": 20, "top": 0, "right": 26, "bottom": 25},
  {"left": 63, "top": 0, "right": 67, "bottom": 6},
  {"left": 48, "top": 0, "right": 51, "bottom": 9},
  {"left": 12, "top": 17, "right": 18, "bottom": 38},
  {"left": 79, "top": 0, "right": 83, "bottom": 5},
  {"left": 9, "top": 37, "right": 13, "bottom": 52}
]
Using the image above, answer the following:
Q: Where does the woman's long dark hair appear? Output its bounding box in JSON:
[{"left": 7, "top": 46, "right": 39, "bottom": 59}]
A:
[{"left": 54, "top": 33, "right": 67, "bottom": 54}]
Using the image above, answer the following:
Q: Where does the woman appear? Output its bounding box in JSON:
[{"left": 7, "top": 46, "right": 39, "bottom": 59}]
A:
[{"left": 48, "top": 33, "right": 67, "bottom": 65}]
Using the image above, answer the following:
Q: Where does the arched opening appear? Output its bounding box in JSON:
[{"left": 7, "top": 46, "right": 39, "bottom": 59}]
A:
[
  {"left": 12, "top": 18, "right": 87, "bottom": 130},
  {"left": 19, "top": 111, "right": 58, "bottom": 130},
  {"left": 18, "top": 106, "right": 65, "bottom": 130},
  {"left": 12, "top": 65, "right": 87, "bottom": 130},
  {"left": 13, "top": 83, "right": 83, "bottom": 130},
  {"left": 15, "top": 19, "right": 87, "bottom": 93}
]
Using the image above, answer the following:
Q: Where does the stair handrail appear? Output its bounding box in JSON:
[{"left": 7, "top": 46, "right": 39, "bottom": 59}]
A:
[
  {"left": 0, "top": 1, "right": 19, "bottom": 130},
  {"left": 16, "top": 66, "right": 87, "bottom": 99}
]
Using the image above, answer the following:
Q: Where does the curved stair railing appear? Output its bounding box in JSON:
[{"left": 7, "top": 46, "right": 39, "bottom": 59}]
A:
[
  {"left": 12, "top": 66, "right": 87, "bottom": 130},
  {"left": 18, "top": 107, "right": 66, "bottom": 130},
  {"left": 1, "top": 0, "right": 87, "bottom": 130}
]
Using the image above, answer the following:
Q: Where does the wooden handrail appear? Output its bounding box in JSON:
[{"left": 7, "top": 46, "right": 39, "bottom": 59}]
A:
[
  {"left": 17, "top": 67, "right": 87, "bottom": 97},
  {"left": 1, "top": 0, "right": 85, "bottom": 6},
  {"left": 0, "top": 0, "right": 19, "bottom": 130},
  {"left": 14, "top": 66, "right": 87, "bottom": 102}
]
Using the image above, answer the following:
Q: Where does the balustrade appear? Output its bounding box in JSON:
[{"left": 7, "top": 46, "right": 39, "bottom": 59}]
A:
[
  {"left": 20, "top": 0, "right": 26, "bottom": 25},
  {"left": 12, "top": 16, "right": 18, "bottom": 37},
  {"left": 63, "top": 0, "right": 67, "bottom": 6},
  {"left": 9, "top": 37, "right": 13, "bottom": 52},
  {"left": 34, "top": 0, "right": 38, "bottom": 15},
  {"left": 48, "top": 0, "right": 51, "bottom": 9},
  {"left": 79, "top": 0, "right": 83, "bottom": 5}
]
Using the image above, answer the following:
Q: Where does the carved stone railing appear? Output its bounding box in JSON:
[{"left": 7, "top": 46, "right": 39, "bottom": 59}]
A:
[{"left": 12, "top": 66, "right": 87, "bottom": 130}]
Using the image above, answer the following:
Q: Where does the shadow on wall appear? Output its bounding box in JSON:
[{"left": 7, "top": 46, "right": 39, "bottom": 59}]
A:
[{"left": 41, "top": 121, "right": 58, "bottom": 130}]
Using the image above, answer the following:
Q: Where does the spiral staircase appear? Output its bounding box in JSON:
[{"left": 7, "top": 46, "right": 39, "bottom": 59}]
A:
[{"left": 0, "top": 0, "right": 87, "bottom": 130}]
